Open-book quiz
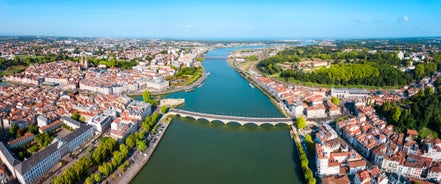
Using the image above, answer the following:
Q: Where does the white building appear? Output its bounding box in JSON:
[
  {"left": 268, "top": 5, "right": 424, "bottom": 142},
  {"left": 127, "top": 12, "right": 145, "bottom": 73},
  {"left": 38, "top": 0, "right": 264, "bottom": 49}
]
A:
[
  {"left": 331, "top": 88, "right": 369, "bottom": 99},
  {"left": 147, "top": 77, "right": 169, "bottom": 91},
  {"left": 87, "top": 114, "right": 112, "bottom": 133}
]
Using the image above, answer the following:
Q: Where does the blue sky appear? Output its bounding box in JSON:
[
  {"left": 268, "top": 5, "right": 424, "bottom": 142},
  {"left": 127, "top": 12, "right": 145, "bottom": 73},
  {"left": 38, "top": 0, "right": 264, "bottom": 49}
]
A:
[{"left": 0, "top": 0, "right": 440, "bottom": 39}]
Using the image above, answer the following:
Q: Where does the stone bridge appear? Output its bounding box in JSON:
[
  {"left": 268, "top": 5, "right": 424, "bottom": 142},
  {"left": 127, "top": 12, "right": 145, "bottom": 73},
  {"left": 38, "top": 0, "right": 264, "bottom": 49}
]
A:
[{"left": 167, "top": 108, "right": 294, "bottom": 126}]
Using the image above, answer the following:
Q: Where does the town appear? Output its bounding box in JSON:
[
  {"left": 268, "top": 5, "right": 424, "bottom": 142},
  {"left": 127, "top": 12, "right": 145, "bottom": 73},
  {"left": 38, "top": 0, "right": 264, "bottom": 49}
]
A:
[{"left": 230, "top": 39, "right": 441, "bottom": 184}]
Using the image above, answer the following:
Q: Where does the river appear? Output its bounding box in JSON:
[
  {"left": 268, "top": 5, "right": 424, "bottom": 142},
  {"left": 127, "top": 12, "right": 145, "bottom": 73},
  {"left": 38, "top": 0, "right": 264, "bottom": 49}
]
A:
[{"left": 131, "top": 47, "right": 303, "bottom": 184}]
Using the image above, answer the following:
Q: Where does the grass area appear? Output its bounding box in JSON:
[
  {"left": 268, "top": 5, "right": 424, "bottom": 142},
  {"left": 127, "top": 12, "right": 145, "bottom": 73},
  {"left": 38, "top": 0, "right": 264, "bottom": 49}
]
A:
[
  {"left": 0, "top": 65, "right": 27, "bottom": 77},
  {"left": 172, "top": 66, "right": 203, "bottom": 86},
  {"left": 237, "top": 60, "right": 257, "bottom": 71},
  {"left": 420, "top": 127, "right": 438, "bottom": 139}
]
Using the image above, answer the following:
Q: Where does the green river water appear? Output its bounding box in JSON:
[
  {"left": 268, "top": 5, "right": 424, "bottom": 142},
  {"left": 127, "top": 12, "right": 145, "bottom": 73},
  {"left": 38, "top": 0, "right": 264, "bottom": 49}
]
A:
[{"left": 131, "top": 47, "right": 303, "bottom": 184}]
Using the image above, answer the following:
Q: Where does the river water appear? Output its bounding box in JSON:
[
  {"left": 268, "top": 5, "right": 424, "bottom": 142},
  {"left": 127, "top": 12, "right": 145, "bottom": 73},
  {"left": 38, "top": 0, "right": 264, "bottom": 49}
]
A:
[{"left": 131, "top": 47, "right": 303, "bottom": 184}]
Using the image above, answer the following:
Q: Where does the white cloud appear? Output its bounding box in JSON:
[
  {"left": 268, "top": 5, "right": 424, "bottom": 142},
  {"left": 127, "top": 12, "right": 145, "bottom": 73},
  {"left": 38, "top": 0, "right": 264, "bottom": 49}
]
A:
[
  {"left": 399, "top": 16, "right": 410, "bottom": 23},
  {"left": 186, "top": 25, "right": 192, "bottom": 29}
]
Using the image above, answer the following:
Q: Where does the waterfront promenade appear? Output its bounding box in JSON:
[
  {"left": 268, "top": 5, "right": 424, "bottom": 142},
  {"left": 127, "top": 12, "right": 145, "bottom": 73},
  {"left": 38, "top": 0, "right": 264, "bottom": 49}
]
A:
[{"left": 104, "top": 117, "right": 172, "bottom": 184}]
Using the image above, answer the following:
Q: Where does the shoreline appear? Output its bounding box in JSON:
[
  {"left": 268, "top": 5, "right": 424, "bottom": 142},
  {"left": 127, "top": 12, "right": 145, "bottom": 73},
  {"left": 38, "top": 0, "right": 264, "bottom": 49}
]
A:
[
  {"left": 228, "top": 58, "right": 291, "bottom": 118},
  {"left": 104, "top": 115, "right": 173, "bottom": 184}
]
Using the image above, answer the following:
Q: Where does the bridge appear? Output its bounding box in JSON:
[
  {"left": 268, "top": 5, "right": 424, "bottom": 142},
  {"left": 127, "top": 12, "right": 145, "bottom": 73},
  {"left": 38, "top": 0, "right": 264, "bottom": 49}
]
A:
[
  {"left": 204, "top": 56, "right": 229, "bottom": 60},
  {"left": 167, "top": 108, "right": 294, "bottom": 126}
]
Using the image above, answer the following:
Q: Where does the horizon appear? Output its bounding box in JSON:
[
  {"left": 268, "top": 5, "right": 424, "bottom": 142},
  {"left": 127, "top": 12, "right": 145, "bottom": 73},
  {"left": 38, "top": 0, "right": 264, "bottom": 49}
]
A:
[
  {"left": 1, "top": 0, "right": 440, "bottom": 38},
  {"left": 1, "top": 35, "right": 441, "bottom": 42}
]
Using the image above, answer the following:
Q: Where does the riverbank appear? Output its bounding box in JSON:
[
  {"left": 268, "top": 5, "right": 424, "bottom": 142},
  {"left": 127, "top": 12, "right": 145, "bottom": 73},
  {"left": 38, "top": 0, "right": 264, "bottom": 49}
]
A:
[
  {"left": 104, "top": 115, "right": 172, "bottom": 184},
  {"left": 228, "top": 58, "right": 291, "bottom": 118}
]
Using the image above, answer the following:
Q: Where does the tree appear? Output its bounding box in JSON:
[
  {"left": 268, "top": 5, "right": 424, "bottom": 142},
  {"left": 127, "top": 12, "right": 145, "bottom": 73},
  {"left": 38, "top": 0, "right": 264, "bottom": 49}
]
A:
[
  {"left": 126, "top": 134, "right": 136, "bottom": 149},
  {"left": 392, "top": 106, "right": 402, "bottom": 123},
  {"left": 142, "top": 91, "right": 151, "bottom": 103},
  {"left": 330, "top": 96, "right": 340, "bottom": 106},
  {"left": 120, "top": 144, "right": 129, "bottom": 158},
  {"left": 160, "top": 105, "right": 169, "bottom": 113},
  {"left": 137, "top": 140, "right": 147, "bottom": 151},
  {"left": 415, "top": 64, "right": 425, "bottom": 79},
  {"left": 34, "top": 132, "right": 54, "bottom": 148},
  {"left": 85, "top": 177, "right": 93, "bottom": 184},
  {"left": 17, "top": 128, "right": 26, "bottom": 137},
  {"left": 72, "top": 112, "right": 80, "bottom": 121},
  {"left": 297, "top": 116, "right": 307, "bottom": 129},
  {"left": 93, "top": 173, "right": 101, "bottom": 183},
  {"left": 304, "top": 134, "right": 315, "bottom": 154},
  {"left": 9, "top": 124, "right": 18, "bottom": 136},
  {"left": 79, "top": 116, "right": 86, "bottom": 123},
  {"left": 28, "top": 124, "right": 38, "bottom": 134}
]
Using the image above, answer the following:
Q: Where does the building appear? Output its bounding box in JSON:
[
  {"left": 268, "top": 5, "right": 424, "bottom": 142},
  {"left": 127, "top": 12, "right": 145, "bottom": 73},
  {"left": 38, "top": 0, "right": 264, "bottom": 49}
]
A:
[
  {"left": 331, "top": 88, "right": 369, "bottom": 99},
  {"left": 87, "top": 114, "right": 112, "bottom": 133},
  {"left": 321, "top": 175, "right": 350, "bottom": 184},
  {"left": 290, "top": 102, "right": 305, "bottom": 116},
  {"left": 147, "top": 77, "right": 169, "bottom": 91},
  {"left": 428, "top": 162, "right": 441, "bottom": 182},
  {"left": 0, "top": 125, "right": 94, "bottom": 184},
  {"left": 306, "top": 104, "right": 326, "bottom": 118},
  {"left": 124, "top": 101, "right": 152, "bottom": 121},
  {"left": 7, "top": 133, "right": 34, "bottom": 148},
  {"left": 39, "top": 120, "right": 62, "bottom": 133},
  {"left": 110, "top": 118, "right": 137, "bottom": 140},
  {"left": 60, "top": 116, "right": 82, "bottom": 130}
]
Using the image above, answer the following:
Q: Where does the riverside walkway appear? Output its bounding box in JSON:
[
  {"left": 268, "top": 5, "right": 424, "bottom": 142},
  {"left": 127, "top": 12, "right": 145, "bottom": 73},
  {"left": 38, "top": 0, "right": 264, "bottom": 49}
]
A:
[{"left": 168, "top": 108, "right": 294, "bottom": 126}]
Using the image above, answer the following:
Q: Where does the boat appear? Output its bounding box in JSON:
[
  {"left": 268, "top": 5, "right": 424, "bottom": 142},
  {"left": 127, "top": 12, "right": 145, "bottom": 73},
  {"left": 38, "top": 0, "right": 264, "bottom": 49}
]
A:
[
  {"left": 205, "top": 72, "right": 211, "bottom": 76},
  {"left": 249, "top": 83, "right": 255, "bottom": 88},
  {"left": 184, "top": 88, "right": 194, "bottom": 92}
]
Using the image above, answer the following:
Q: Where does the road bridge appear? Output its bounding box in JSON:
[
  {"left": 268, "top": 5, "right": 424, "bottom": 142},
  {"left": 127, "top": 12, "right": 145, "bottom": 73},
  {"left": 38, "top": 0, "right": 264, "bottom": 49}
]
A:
[{"left": 168, "top": 108, "right": 294, "bottom": 126}]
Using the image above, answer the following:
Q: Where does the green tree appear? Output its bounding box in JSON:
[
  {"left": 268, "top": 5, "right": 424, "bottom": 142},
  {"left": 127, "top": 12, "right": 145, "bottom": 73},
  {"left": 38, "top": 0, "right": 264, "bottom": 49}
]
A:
[
  {"left": 304, "top": 134, "right": 315, "bottom": 154},
  {"left": 137, "top": 140, "right": 147, "bottom": 151},
  {"left": 392, "top": 106, "right": 402, "bottom": 123},
  {"left": 160, "top": 105, "right": 169, "bottom": 113},
  {"left": 71, "top": 112, "right": 80, "bottom": 121},
  {"left": 79, "top": 116, "right": 86, "bottom": 123},
  {"left": 34, "top": 132, "right": 54, "bottom": 148},
  {"left": 330, "top": 96, "right": 340, "bottom": 106},
  {"left": 415, "top": 64, "right": 425, "bottom": 79},
  {"left": 126, "top": 134, "right": 136, "bottom": 149},
  {"left": 120, "top": 144, "right": 129, "bottom": 159},
  {"left": 142, "top": 91, "right": 151, "bottom": 103},
  {"left": 9, "top": 124, "right": 18, "bottom": 136},
  {"left": 28, "top": 124, "right": 38, "bottom": 134},
  {"left": 85, "top": 177, "right": 93, "bottom": 184},
  {"left": 93, "top": 173, "right": 101, "bottom": 183},
  {"left": 297, "top": 116, "right": 307, "bottom": 129}
]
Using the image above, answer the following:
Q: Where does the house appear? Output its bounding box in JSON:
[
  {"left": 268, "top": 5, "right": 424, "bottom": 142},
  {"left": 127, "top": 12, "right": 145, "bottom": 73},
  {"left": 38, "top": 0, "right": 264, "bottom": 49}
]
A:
[
  {"left": 428, "top": 162, "right": 441, "bottom": 182},
  {"left": 306, "top": 104, "right": 326, "bottom": 118},
  {"left": 87, "top": 114, "right": 112, "bottom": 133},
  {"left": 322, "top": 175, "right": 350, "bottom": 184}
]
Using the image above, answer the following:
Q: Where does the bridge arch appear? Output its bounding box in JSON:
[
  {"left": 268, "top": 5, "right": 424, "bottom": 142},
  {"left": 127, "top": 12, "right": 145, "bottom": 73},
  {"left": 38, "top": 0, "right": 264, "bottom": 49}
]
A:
[
  {"left": 194, "top": 117, "right": 211, "bottom": 123},
  {"left": 225, "top": 121, "right": 242, "bottom": 126},
  {"left": 243, "top": 122, "right": 260, "bottom": 127},
  {"left": 273, "top": 122, "right": 291, "bottom": 127}
]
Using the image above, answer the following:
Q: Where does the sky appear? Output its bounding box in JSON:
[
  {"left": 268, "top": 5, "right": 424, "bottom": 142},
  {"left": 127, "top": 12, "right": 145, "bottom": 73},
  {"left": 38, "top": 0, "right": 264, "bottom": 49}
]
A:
[{"left": 0, "top": 0, "right": 440, "bottom": 39}]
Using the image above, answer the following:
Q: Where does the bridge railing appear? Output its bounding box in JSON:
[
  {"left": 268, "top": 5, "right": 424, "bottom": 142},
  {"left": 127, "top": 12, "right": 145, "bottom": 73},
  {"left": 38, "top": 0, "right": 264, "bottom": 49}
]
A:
[{"left": 169, "top": 108, "right": 293, "bottom": 121}]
